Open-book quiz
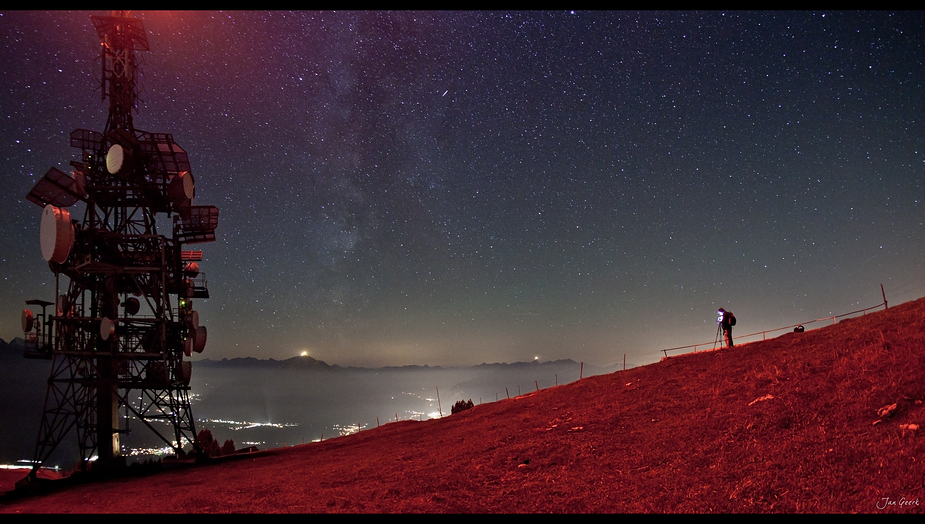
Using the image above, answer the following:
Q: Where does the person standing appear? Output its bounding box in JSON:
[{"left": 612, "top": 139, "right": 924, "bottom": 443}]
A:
[{"left": 717, "top": 308, "right": 736, "bottom": 348}]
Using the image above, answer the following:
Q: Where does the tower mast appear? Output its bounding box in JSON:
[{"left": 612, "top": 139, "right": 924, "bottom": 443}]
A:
[{"left": 20, "top": 11, "right": 219, "bottom": 480}]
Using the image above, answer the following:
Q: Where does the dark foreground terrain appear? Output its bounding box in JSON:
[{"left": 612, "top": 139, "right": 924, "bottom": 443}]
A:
[{"left": 2, "top": 298, "right": 924, "bottom": 513}]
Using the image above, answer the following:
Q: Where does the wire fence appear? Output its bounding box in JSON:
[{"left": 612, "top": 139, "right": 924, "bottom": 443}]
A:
[{"left": 659, "top": 301, "right": 888, "bottom": 358}]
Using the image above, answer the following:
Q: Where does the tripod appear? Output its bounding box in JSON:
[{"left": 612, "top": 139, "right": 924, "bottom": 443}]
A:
[{"left": 714, "top": 322, "right": 723, "bottom": 350}]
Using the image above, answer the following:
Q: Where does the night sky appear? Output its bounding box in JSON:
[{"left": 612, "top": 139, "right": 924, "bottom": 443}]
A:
[{"left": 1, "top": 11, "right": 923, "bottom": 368}]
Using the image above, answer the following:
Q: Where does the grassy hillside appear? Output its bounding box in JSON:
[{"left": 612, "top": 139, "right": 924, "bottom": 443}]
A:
[{"left": 2, "top": 297, "right": 924, "bottom": 513}]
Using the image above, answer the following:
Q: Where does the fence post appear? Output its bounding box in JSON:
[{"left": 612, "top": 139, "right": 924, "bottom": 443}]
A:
[{"left": 436, "top": 387, "right": 442, "bottom": 417}]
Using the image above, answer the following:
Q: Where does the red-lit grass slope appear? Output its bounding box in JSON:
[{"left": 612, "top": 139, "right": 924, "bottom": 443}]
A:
[{"left": 3, "top": 297, "right": 925, "bottom": 513}]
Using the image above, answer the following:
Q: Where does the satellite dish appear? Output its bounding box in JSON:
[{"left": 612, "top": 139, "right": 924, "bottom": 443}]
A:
[
  {"left": 40, "top": 205, "right": 75, "bottom": 263},
  {"left": 168, "top": 170, "right": 195, "bottom": 206},
  {"left": 106, "top": 144, "right": 123, "bottom": 174},
  {"left": 193, "top": 325, "right": 207, "bottom": 353},
  {"left": 124, "top": 297, "right": 140, "bottom": 316},
  {"left": 105, "top": 143, "right": 134, "bottom": 177},
  {"left": 183, "top": 261, "right": 200, "bottom": 277},
  {"left": 185, "top": 310, "right": 199, "bottom": 331},
  {"left": 183, "top": 336, "right": 193, "bottom": 357},
  {"left": 100, "top": 317, "right": 115, "bottom": 340},
  {"left": 22, "top": 309, "right": 35, "bottom": 332}
]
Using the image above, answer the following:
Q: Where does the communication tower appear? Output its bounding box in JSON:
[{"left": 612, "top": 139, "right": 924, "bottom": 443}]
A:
[{"left": 19, "top": 11, "right": 218, "bottom": 479}]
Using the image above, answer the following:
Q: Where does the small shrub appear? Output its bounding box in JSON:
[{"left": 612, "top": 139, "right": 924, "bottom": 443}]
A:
[{"left": 451, "top": 399, "right": 475, "bottom": 414}]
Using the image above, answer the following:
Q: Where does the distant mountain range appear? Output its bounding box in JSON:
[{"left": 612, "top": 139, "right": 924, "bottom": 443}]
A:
[
  {"left": 192, "top": 354, "right": 594, "bottom": 372},
  {"left": 2, "top": 337, "right": 607, "bottom": 372}
]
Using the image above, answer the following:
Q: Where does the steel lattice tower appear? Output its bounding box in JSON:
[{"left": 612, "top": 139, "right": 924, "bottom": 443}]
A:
[{"left": 20, "top": 11, "right": 218, "bottom": 479}]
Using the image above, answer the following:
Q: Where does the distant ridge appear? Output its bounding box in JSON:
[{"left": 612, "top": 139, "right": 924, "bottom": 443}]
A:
[
  {"left": 472, "top": 358, "right": 583, "bottom": 369},
  {"left": 193, "top": 355, "right": 588, "bottom": 372},
  {"left": 194, "top": 355, "right": 337, "bottom": 369},
  {"left": 5, "top": 341, "right": 587, "bottom": 372}
]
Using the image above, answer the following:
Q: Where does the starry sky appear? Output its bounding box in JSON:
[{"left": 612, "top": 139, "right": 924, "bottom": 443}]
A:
[{"left": 1, "top": 10, "right": 923, "bottom": 368}]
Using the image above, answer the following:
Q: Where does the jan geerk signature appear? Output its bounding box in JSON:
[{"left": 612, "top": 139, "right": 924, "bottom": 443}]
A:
[{"left": 876, "top": 496, "right": 920, "bottom": 510}]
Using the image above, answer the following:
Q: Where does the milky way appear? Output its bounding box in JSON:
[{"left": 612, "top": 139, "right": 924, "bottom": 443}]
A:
[{"left": 1, "top": 11, "right": 923, "bottom": 368}]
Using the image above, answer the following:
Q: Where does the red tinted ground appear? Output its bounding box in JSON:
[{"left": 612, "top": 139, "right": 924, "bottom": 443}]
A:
[{"left": 2, "top": 298, "right": 924, "bottom": 513}]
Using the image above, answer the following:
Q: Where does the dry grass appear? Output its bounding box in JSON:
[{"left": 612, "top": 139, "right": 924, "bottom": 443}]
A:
[{"left": 2, "top": 298, "right": 925, "bottom": 513}]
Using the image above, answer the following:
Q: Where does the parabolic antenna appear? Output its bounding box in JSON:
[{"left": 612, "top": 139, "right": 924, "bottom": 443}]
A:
[
  {"left": 40, "top": 205, "right": 75, "bottom": 263},
  {"left": 185, "top": 310, "right": 199, "bottom": 331},
  {"left": 193, "top": 325, "right": 207, "bottom": 353},
  {"left": 106, "top": 144, "right": 125, "bottom": 175},
  {"left": 183, "top": 261, "right": 200, "bottom": 277},
  {"left": 123, "top": 297, "right": 140, "bottom": 316},
  {"left": 100, "top": 317, "right": 115, "bottom": 341},
  {"left": 168, "top": 170, "right": 195, "bottom": 206},
  {"left": 21, "top": 309, "right": 34, "bottom": 332}
]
